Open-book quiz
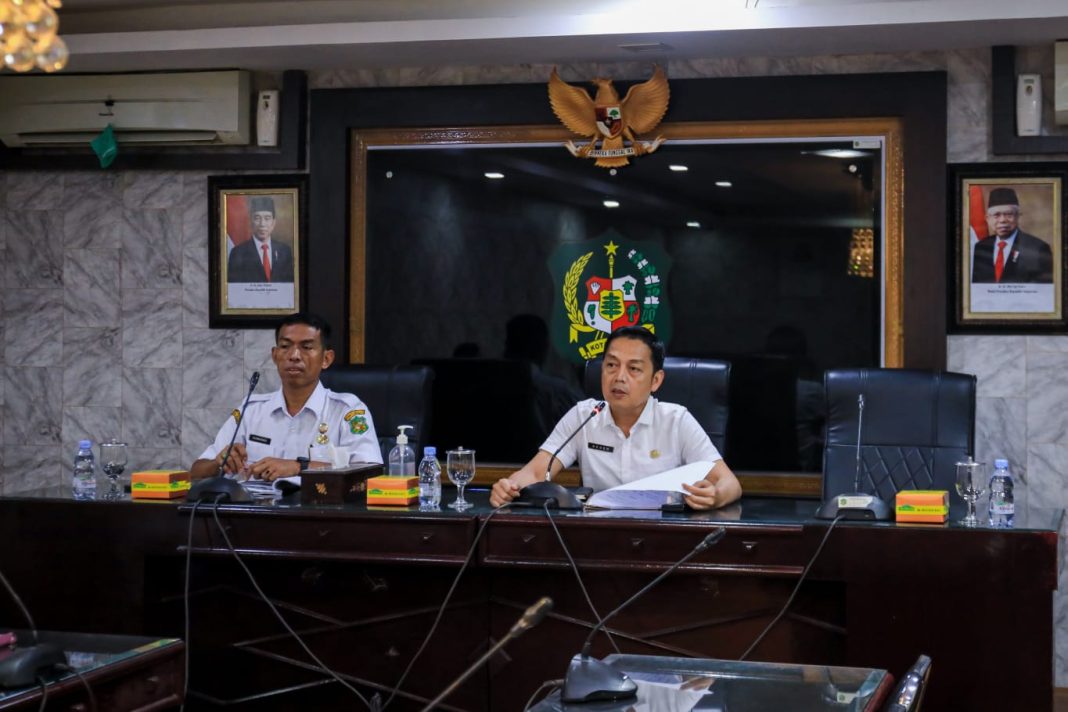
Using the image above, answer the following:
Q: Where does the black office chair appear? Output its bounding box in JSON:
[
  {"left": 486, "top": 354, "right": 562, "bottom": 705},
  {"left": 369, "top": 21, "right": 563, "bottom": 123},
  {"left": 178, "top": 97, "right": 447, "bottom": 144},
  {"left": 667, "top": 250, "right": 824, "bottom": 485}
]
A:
[
  {"left": 414, "top": 358, "right": 546, "bottom": 462},
  {"left": 883, "top": 654, "right": 932, "bottom": 711},
  {"left": 583, "top": 356, "right": 731, "bottom": 455},
  {"left": 319, "top": 364, "right": 434, "bottom": 461},
  {"left": 822, "top": 369, "right": 975, "bottom": 503}
]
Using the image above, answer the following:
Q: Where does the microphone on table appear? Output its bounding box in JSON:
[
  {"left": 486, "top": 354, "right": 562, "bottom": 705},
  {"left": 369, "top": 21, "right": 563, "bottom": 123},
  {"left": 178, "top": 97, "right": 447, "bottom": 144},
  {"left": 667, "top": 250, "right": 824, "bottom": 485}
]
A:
[
  {"left": 815, "top": 394, "right": 891, "bottom": 521},
  {"left": 515, "top": 401, "right": 605, "bottom": 510},
  {"left": 0, "top": 568, "right": 67, "bottom": 688},
  {"left": 561, "top": 527, "right": 727, "bottom": 704},
  {"left": 419, "top": 597, "right": 553, "bottom": 712},
  {"left": 187, "top": 371, "right": 260, "bottom": 504}
]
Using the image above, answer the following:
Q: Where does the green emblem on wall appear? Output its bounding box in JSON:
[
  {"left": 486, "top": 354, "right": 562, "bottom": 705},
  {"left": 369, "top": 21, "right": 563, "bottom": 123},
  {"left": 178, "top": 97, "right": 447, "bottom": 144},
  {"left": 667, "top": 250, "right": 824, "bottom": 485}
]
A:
[{"left": 549, "top": 230, "right": 673, "bottom": 364}]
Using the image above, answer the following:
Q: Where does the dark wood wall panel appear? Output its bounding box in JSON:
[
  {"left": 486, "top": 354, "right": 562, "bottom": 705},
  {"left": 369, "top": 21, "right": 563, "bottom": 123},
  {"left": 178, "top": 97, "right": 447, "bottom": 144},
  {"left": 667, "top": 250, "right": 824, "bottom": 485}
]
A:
[{"left": 309, "top": 72, "right": 947, "bottom": 367}]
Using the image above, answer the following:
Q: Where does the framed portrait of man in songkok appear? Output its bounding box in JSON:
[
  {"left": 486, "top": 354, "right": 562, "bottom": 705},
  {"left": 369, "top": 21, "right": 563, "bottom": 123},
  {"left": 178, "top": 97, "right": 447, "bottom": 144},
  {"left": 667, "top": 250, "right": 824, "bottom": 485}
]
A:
[
  {"left": 207, "top": 174, "right": 307, "bottom": 327},
  {"left": 951, "top": 163, "right": 1066, "bottom": 332}
]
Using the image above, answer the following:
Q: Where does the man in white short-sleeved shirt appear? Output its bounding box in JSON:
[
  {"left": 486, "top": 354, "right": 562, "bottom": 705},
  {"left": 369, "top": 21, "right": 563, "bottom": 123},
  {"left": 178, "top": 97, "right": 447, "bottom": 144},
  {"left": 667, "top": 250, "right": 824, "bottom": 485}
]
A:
[
  {"left": 189, "top": 313, "right": 381, "bottom": 482},
  {"left": 490, "top": 327, "right": 742, "bottom": 510}
]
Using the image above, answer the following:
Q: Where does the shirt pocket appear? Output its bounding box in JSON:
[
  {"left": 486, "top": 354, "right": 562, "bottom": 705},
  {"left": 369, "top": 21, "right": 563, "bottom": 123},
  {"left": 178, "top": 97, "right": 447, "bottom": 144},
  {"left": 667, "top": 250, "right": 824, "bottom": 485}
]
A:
[{"left": 245, "top": 441, "right": 274, "bottom": 466}]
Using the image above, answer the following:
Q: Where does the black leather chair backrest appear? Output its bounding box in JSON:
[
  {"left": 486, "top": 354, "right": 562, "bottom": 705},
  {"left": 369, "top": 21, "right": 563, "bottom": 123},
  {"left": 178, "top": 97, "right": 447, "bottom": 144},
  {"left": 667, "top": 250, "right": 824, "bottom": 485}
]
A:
[
  {"left": 583, "top": 356, "right": 731, "bottom": 455},
  {"left": 413, "top": 358, "right": 546, "bottom": 462},
  {"left": 823, "top": 369, "right": 975, "bottom": 502},
  {"left": 319, "top": 365, "right": 434, "bottom": 461},
  {"left": 883, "top": 654, "right": 932, "bottom": 711}
]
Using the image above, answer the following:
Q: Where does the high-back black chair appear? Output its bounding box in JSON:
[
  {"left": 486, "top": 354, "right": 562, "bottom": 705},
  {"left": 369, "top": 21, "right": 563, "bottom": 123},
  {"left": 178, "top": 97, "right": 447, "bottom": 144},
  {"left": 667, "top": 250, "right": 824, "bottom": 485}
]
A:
[
  {"left": 414, "top": 358, "right": 546, "bottom": 462},
  {"left": 319, "top": 364, "right": 434, "bottom": 461},
  {"left": 883, "top": 654, "right": 932, "bottom": 711},
  {"left": 583, "top": 356, "right": 731, "bottom": 455},
  {"left": 822, "top": 369, "right": 975, "bottom": 503}
]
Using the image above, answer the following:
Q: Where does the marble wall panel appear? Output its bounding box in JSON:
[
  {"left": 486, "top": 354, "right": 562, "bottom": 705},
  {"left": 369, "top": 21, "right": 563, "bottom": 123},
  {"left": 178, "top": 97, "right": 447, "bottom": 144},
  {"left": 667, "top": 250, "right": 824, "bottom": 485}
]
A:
[
  {"left": 181, "top": 407, "right": 227, "bottom": 468},
  {"left": 64, "top": 249, "right": 120, "bottom": 327},
  {"left": 63, "top": 327, "right": 122, "bottom": 406},
  {"left": 975, "top": 396, "right": 1028, "bottom": 481},
  {"left": 6, "top": 172, "right": 64, "bottom": 210},
  {"left": 121, "top": 367, "right": 182, "bottom": 448},
  {"left": 182, "top": 328, "right": 244, "bottom": 409},
  {"left": 1027, "top": 351, "right": 1068, "bottom": 444},
  {"left": 1, "top": 446, "right": 62, "bottom": 493},
  {"left": 126, "top": 447, "right": 183, "bottom": 473},
  {"left": 62, "top": 406, "right": 122, "bottom": 458},
  {"left": 121, "top": 289, "right": 183, "bottom": 367},
  {"left": 123, "top": 171, "right": 183, "bottom": 209},
  {"left": 4, "top": 210, "right": 64, "bottom": 288},
  {"left": 946, "top": 335, "right": 1027, "bottom": 397},
  {"left": 120, "top": 209, "right": 182, "bottom": 288},
  {"left": 1, "top": 367, "right": 62, "bottom": 446},
  {"left": 3, "top": 289, "right": 63, "bottom": 366},
  {"left": 945, "top": 48, "right": 992, "bottom": 163},
  {"left": 182, "top": 238, "right": 209, "bottom": 329},
  {"left": 64, "top": 173, "right": 123, "bottom": 249},
  {"left": 1028, "top": 443, "right": 1068, "bottom": 510}
]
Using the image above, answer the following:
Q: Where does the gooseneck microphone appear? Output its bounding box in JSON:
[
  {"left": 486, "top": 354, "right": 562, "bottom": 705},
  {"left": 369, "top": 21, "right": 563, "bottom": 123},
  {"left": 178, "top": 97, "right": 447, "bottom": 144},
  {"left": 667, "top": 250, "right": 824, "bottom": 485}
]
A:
[
  {"left": 418, "top": 597, "right": 552, "bottom": 712},
  {"left": 546, "top": 400, "right": 606, "bottom": 482},
  {"left": 815, "top": 393, "right": 891, "bottom": 521},
  {"left": 187, "top": 371, "right": 259, "bottom": 504},
  {"left": 561, "top": 528, "right": 726, "bottom": 703},
  {"left": 515, "top": 401, "right": 605, "bottom": 510}
]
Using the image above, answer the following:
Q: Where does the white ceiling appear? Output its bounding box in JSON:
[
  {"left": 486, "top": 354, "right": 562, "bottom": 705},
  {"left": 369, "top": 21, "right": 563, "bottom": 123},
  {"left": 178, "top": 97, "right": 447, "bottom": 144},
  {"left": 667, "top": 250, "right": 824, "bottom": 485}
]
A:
[{"left": 53, "top": 0, "right": 1068, "bottom": 72}]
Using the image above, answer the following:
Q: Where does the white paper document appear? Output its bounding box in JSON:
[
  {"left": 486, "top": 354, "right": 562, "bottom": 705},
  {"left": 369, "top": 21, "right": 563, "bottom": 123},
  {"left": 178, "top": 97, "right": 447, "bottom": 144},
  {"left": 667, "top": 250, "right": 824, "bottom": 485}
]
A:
[{"left": 585, "top": 461, "right": 714, "bottom": 510}]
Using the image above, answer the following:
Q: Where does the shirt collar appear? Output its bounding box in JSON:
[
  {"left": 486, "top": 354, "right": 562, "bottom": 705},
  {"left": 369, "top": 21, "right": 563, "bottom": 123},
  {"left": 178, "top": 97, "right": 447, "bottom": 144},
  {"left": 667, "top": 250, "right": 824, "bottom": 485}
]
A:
[
  {"left": 253, "top": 236, "right": 273, "bottom": 250},
  {"left": 997, "top": 230, "right": 1018, "bottom": 246},
  {"left": 602, "top": 396, "right": 657, "bottom": 432},
  {"left": 268, "top": 381, "right": 327, "bottom": 419}
]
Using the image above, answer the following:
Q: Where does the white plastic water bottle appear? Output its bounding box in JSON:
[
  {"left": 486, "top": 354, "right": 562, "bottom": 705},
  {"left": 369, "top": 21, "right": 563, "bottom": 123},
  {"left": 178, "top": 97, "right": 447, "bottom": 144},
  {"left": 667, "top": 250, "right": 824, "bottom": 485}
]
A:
[
  {"left": 418, "top": 446, "right": 442, "bottom": 510},
  {"left": 988, "top": 458, "right": 1015, "bottom": 528},
  {"left": 72, "top": 439, "right": 97, "bottom": 501}
]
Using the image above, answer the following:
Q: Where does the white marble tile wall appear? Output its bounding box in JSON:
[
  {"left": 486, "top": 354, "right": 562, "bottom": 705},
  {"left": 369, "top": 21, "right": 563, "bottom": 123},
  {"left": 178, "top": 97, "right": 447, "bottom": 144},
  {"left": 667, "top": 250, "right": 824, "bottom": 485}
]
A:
[
  {"left": 3, "top": 43, "right": 1068, "bottom": 682},
  {"left": 0, "top": 171, "right": 272, "bottom": 492}
]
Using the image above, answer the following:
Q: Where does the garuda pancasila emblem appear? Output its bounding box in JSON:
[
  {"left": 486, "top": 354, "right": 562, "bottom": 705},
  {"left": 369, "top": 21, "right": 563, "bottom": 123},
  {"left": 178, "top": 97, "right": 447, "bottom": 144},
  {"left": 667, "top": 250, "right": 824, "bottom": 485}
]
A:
[{"left": 548, "top": 65, "right": 670, "bottom": 168}]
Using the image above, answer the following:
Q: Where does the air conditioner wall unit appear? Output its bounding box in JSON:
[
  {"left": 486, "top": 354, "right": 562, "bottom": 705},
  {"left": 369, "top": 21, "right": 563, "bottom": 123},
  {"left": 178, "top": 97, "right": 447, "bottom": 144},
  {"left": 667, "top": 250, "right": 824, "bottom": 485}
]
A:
[{"left": 0, "top": 70, "right": 251, "bottom": 147}]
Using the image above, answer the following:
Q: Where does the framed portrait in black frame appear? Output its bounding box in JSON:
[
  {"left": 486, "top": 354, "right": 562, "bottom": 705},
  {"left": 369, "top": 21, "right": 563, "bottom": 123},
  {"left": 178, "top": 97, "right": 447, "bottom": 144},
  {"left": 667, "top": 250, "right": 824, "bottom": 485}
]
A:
[
  {"left": 208, "top": 174, "right": 307, "bottom": 328},
  {"left": 949, "top": 162, "right": 1067, "bottom": 332}
]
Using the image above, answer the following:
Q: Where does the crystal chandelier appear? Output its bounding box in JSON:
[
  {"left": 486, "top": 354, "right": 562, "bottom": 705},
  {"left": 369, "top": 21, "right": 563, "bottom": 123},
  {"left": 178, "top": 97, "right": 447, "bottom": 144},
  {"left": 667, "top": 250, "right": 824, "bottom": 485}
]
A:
[{"left": 1, "top": 0, "right": 67, "bottom": 73}]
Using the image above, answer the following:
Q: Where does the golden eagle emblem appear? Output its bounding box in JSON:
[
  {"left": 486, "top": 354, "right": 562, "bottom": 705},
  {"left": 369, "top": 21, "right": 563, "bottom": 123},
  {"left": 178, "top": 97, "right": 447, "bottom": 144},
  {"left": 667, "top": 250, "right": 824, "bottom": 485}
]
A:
[{"left": 548, "top": 66, "right": 670, "bottom": 168}]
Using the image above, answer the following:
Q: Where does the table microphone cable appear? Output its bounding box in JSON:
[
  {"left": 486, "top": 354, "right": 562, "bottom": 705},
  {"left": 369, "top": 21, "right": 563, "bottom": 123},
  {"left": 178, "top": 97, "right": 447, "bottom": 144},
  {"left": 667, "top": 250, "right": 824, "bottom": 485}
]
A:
[
  {"left": 208, "top": 499, "right": 376, "bottom": 710},
  {"left": 179, "top": 497, "right": 202, "bottom": 712},
  {"left": 739, "top": 514, "right": 843, "bottom": 661},
  {"left": 382, "top": 504, "right": 509, "bottom": 711},
  {"left": 541, "top": 500, "right": 620, "bottom": 655},
  {"left": 52, "top": 663, "right": 97, "bottom": 712}
]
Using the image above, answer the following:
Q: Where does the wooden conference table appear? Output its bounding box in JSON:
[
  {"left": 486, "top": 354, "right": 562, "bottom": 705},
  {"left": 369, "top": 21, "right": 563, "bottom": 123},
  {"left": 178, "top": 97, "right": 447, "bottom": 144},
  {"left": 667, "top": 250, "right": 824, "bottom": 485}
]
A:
[{"left": 0, "top": 485, "right": 1058, "bottom": 710}]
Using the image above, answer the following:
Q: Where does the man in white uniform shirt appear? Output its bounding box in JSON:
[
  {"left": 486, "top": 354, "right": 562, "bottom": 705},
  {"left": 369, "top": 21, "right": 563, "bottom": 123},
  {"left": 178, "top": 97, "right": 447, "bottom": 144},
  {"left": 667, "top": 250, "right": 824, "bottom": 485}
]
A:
[
  {"left": 490, "top": 326, "right": 741, "bottom": 510},
  {"left": 189, "top": 313, "right": 381, "bottom": 482}
]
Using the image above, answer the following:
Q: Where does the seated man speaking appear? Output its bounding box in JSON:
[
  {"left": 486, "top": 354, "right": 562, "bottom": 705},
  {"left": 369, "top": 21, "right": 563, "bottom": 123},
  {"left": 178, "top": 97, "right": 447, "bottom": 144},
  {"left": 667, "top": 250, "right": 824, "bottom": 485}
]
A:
[
  {"left": 190, "top": 312, "right": 381, "bottom": 482},
  {"left": 490, "top": 326, "right": 742, "bottom": 510}
]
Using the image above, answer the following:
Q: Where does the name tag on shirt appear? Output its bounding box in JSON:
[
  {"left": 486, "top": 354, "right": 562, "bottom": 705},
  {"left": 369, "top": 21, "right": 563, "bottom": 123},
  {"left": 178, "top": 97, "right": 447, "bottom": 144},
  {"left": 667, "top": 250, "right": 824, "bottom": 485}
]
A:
[
  {"left": 249, "top": 434, "right": 272, "bottom": 445},
  {"left": 588, "top": 442, "right": 614, "bottom": 453}
]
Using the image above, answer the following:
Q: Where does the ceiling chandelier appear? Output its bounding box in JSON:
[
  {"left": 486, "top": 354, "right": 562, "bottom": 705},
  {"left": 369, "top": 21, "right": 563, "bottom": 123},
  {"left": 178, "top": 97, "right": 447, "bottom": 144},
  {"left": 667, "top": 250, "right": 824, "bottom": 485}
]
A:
[{"left": 1, "top": 0, "right": 67, "bottom": 73}]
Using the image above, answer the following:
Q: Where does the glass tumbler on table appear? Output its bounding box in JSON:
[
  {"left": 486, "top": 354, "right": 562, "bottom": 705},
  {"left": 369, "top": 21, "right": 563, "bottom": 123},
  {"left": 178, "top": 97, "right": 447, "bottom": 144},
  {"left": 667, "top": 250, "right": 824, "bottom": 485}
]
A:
[
  {"left": 446, "top": 447, "right": 475, "bottom": 511},
  {"left": 100, "top": 439, "right": 129, "bottom": 500},
  {"left": 954, "top": 456, "right": 985, "bottom": 527}
]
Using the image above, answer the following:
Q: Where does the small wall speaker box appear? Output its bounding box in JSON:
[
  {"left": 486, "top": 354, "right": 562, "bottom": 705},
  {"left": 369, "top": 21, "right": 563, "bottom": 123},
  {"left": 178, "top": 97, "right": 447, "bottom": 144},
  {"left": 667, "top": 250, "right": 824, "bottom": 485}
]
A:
[
  {"left": 256, "top": 89, "right": 279, "bottom": 147},
  {"left": 1017, "top": 74, "right": 1041, "bottom": 136},
  {"left": 1056, "top": 41, "right": 1068, "bottom": 126}
]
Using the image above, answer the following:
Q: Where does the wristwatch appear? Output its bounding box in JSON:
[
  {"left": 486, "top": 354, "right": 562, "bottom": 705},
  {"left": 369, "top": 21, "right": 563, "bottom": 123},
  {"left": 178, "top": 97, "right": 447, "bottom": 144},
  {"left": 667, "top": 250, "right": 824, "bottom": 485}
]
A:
[{"left": 296, "top": 456, "right": 310, "bottom": 471}]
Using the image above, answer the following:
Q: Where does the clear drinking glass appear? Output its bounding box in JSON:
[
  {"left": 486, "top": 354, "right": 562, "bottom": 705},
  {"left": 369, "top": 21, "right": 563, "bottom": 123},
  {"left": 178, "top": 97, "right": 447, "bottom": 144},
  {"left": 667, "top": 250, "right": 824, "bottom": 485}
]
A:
[
  {"left": 954, "top": 456, "right": 985, "bottom": 527},
  {"left": 100, "top": 439, "right": 129, "bottom": 500},
  {"left": 447, "top": 447, "right": 475, "bottom": 511}
]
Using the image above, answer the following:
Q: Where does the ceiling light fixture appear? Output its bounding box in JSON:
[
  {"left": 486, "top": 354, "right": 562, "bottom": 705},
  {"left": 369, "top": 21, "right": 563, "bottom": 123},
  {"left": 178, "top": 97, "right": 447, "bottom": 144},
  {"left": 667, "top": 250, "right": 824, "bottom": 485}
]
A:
[
  {"left": 686, "top": 221, "right": 701, "bottom": 228},
  {"left": 809, "top": 149, "right": 868, "bottom": 159},
  {"left": 484, "top": 172, "right": 505, "bottom": 179},
  {"left": 715, "top": 181, "right": 732, "bottom": 188},
  {"left": 1, "top": 0, "right": 68, "bottom": 73},
  {"left": 669, "top": 164, "right": 689, "bottom": 172},
  {"left": 603, "top": 200, "right": 620, "bottom": 208}
]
